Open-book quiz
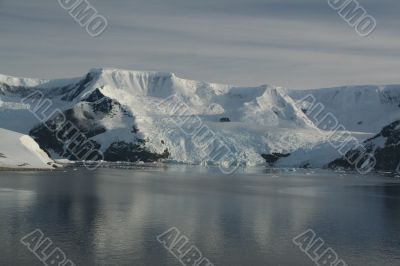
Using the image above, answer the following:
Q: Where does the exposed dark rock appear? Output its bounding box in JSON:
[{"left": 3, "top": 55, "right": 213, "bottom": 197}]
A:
[
  {"left": 262, "top": 152, "right": 290, "bottom": 165},
  {"left": 29, "top": 89, "right": 166, "bottom": 163},
  {"left": 327, "top": 149, "right": 371, "bottom": 171},
  {"left": 31, "top": 90, "right": 125, "bottom": 160},
  {"left": 83, "top": 88, "right": 105, "bottom": 103},
  {"left": 219, "top": 117, "right": 231, "bottom": 122},
  {"left": 83, "top": 88, "right": 133, "bottom": 118},
  {"left": 30, "top": 111, "right": 104, "bottom": 160},
  {"left": 329, "top": 120, "right": 400, "bottom": 172},
  {"left": 131, "top": 126, "right": 139, "bottom": 133},
  {"left": 83, "top": 89, "right": 114, "bottom": 114},
  {"left": 104, "top": 141, "right": 169, "bottom": 162}
]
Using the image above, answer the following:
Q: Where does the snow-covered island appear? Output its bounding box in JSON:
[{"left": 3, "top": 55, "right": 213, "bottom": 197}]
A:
[
  {"left": 0, "top": 128, "right": 58, "bottom": 170},
  {"left": 0, "top": 68, "right": 399, "bottom": 172}
]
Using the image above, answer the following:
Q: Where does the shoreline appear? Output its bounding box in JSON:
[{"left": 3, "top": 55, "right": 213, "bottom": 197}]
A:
[{"left": 0, "top": 167, "right": 61, "bottom": 172}]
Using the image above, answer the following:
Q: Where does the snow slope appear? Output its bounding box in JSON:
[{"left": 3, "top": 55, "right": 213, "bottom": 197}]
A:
[
  {"left": 289, "top": 85, "right": 400, "bottom": 133},
  {"left": 0, "top": 128, "right": 56, "bottom": 169}
]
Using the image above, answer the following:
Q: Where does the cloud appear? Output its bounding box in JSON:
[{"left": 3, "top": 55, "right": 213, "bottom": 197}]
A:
[{"left": 0, "top": 0, "right": 399, "bottom": 89}]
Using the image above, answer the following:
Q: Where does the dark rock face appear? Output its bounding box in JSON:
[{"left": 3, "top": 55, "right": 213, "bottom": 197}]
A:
[
  {"left": 262, "top": 153, "right": 290, "bottom": 165},
  {"left": 366, "top": 121, "right": 400, "bottom": 171},
  {"left": 219, "top": 117, "right": 231, "bottom": 122},
  {"left": 30, "top": 89, "right": 168, "bottom": 163},
  {"left": 30, "top": 107, "right": 105, "bottom": 160},
  {"left": 29, "top": 89, "right": 112, "bottom": 159},
  {"left": 83, "top": 88, "right": 114, "bottom": 114},
  {"left": 329, "top": 120, "right": 400, "bottom": 172},
  {"left": 104, "top": 141, "right": 169, "bottom": 162}
]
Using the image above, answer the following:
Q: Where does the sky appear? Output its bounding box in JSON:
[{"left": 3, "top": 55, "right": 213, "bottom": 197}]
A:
[{"left": 0, "top": 0, "right": 399, "bottom": 89}]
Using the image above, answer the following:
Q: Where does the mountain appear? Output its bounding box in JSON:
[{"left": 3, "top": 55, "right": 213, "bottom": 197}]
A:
[
  {"left": 329, "top": 120, "right": 400, "bottom": 172},
  {"left": 0, "top": 128, "right": 57, "bottom": 170},
  {"left": 289, "top": 85, "right": 400, "bottom": 133},
  {"left": 0, "top": 68, "right": 320, "bottom": 168},
  {"left": 0, "top": 68, "right": 399, "bottom": 172}
]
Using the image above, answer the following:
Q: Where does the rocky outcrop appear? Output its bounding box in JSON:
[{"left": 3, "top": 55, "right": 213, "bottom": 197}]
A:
[
  {"left": 262, "top": 153, "right": 290, "bottom": 166},
  {"left": 104, "top": 141, "right": 169, "bottom": 162},
  {"left": 329, "top": 120, "right": 400, "bottom": 172}
]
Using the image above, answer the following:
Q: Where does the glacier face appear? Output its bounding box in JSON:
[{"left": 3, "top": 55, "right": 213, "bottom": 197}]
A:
[{"left": 0, "top": 68, "right": 399, "bottom": 171}]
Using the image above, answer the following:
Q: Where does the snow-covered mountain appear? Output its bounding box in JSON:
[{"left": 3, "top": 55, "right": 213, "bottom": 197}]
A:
[
  {"left": 0, "top": 128, "right": 57, "bottom": 169},
  {"left": 0, "top": 68, "right": 399, "bottom": 172},
  {"left": 289, "top": 85, "right": 400, "bottom": 133},
  {"left": 329, "top": 120, "right": 400, "bottom": 172}
]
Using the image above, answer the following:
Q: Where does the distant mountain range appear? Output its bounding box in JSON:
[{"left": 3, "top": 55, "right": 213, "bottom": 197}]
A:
[{"left": 0, "top": 68, "right": 399, "bottom": 172}]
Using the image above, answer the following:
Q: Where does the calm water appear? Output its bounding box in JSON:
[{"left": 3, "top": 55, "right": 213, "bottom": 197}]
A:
[{"left": 0, "top": 166, "right": 400, "bottom": 266}]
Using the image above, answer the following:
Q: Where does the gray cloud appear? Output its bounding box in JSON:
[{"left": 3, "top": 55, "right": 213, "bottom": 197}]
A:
[{"left": 0, "top": 0, "right": 399, "bottom": 89}]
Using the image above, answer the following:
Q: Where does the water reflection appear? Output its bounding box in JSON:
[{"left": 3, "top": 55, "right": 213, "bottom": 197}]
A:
[{"left": 0, "top": 167, "right": 400, "bottom": 265}]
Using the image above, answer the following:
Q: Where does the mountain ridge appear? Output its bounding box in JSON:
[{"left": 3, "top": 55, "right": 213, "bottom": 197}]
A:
[{"left": 2, "top": 67, "right": 400, "bottom": 93}]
